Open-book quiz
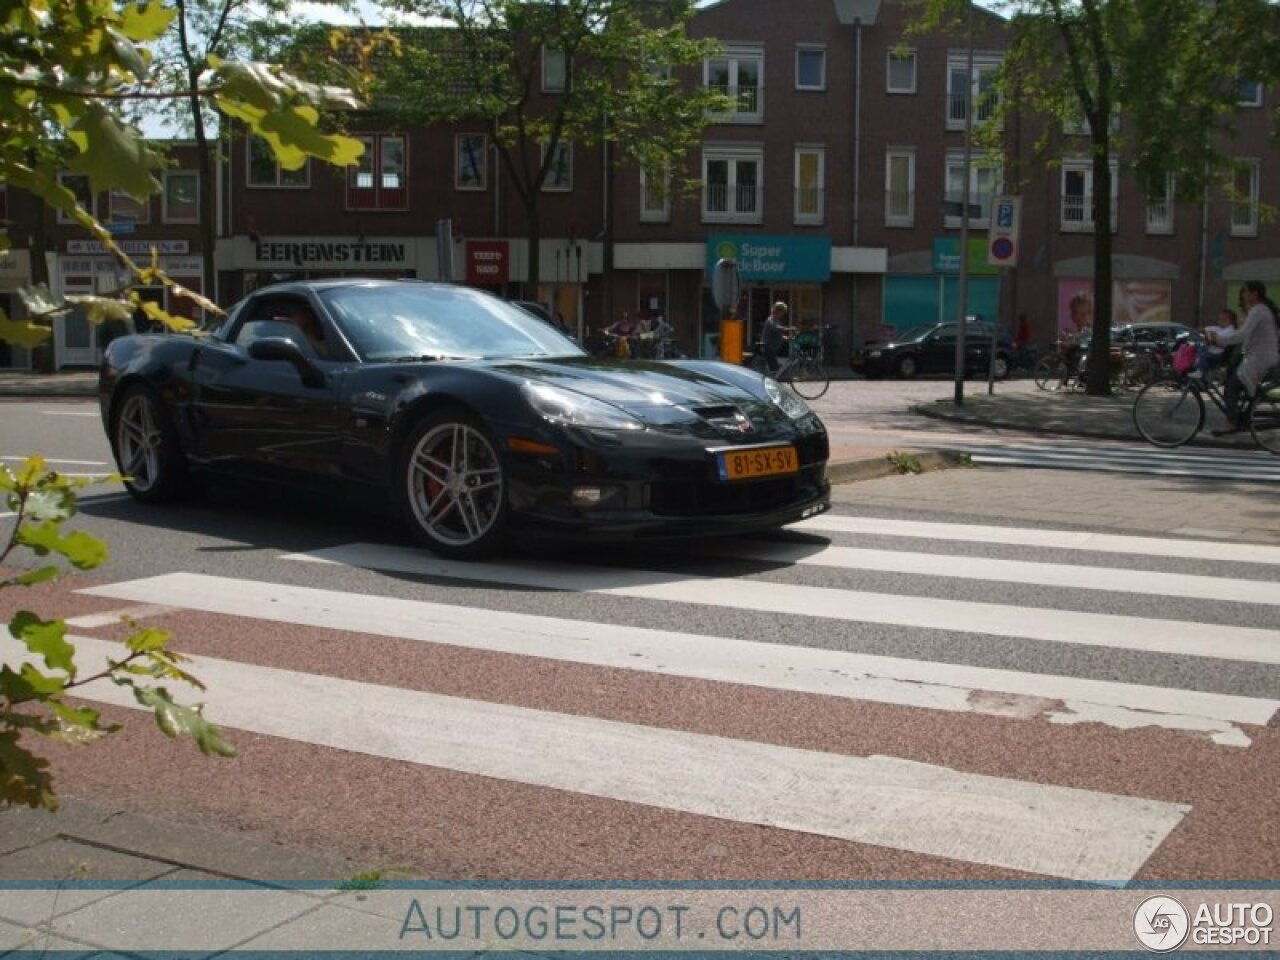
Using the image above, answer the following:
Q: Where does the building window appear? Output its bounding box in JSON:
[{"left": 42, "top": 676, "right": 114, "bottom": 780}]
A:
[
  {"left": 543, "top": 47, "right": 567, "bottom": 92},
  {"left": 947, "top": 56, "right": 1000, "bottom": 130},
  {"left": 794, "top": 146, "right": 824, "bottom": 223},
  {"left": 706, "top": 45, "right": 764, "bottom": 122},
  {"left": 109, "top": 188, "right": 150, "bottom": 226},
  {"left": 348, "top": 134, "right": 407, "bottom": 210},
  {"left": 796, "top": 45, "right": 825, "bottom": 91},
  {"left": 1230, "top": 159, "right": 1260, "bottom": 236},
  {"left": 247, "top": 136, "right": 309, "bottom": 188},
  {"left": 163, "top": 171, "right": 199, "bottom": 223},
  {"left": 1238, "top": 79, "right": 1262, "bottom": 107},
  {"left": 885, "top": 148, "right": 915, "bottom": 226},
  {"left": 1060, "top": 158, "right": 1119, "bottom": 232},
  {"left": 944, "top": 153, "right": 1000, "bottom": 227},
  {"left": 887, "top": 50, "right": 917, "bottom": 94},
  {"left": 702, "top": 146, "right": 762, "bottom": 223},
  {"left": 57, "top": 173, "right": 96, "bottom": 223},
  {"left": 543, "top": 141, "right": 572, "bottom": 191},
  {"left": 1145, "top": 173, "right": 1174, "bottom": 235},
  {"left": 639, "top": 166, "right": 670, "bottom": 222},
  {"left": 456, "top": 134, "right": 487, "bottom": 190}
]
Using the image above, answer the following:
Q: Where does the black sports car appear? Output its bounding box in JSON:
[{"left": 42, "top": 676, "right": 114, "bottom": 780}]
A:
[{"left": 99, "top": 279, "right": 830, "bottom": 558}]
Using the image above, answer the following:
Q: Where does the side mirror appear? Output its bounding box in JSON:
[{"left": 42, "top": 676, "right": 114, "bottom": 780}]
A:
[{"left": 248, "top": 337, "right": 326, "bottom": 388}]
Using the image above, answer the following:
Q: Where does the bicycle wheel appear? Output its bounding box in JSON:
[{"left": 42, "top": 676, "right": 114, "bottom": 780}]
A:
[
  {"left": 1121, "top": 352, "right": 1155, "bottom": 390},
  {"left": 781, "top": 357, "right": 830, "bottom": 400},
  {"left": 1247, "top": 380, "right": 1280, "bottom": 455},
  {"left": 1034, "top": 354, "right": 1066, "bottom": 391},
  {"left": 1132, "top": 380, "right": 1204, "bottom": 447}
]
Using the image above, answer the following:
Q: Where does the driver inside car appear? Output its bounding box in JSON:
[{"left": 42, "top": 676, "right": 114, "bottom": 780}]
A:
[{"left": 272, "top": 305, "right": 328, "bottom": 359}]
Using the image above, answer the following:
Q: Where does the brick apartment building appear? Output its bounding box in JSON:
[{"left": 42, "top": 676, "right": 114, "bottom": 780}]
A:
[{"left": 4, "top": 0, "right": 1276, "bottom": 368}]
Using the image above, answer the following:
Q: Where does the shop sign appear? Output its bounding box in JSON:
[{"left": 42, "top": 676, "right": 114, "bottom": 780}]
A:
[
  {"left": 466, "top": 240, "right": 509, "bottom": 285},
  {"left": 0, "top": 249, "right": 31, "bottom": 289},
  {"left": 253, "top": 239, "right": 409, "bottom": 268},
  {"left": 932, "top": 237, "right": 999, "bottom": 276},
  {"left": 67, "top": 239, "right": 190, "bottom": 255},
  {"left": 705, "top": 235, "right": 832, "bottom": 283}
]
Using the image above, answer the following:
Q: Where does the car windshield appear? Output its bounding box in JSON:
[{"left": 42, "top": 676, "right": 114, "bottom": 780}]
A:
[{"left": 319, "top": 284, "right": 584, "bottom": 362}]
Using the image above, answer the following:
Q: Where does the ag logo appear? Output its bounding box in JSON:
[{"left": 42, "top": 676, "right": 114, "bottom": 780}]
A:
[
  {"left": 1134, "top": 895, "right": 1190, "bottom": 952},
  {"left": 715, "top": 240, "right": 738, "bottom": 260}
]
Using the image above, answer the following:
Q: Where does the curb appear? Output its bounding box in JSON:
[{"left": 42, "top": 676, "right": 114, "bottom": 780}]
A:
[{"left": 828, "top": 449, "right": 959, "bottom": 484}]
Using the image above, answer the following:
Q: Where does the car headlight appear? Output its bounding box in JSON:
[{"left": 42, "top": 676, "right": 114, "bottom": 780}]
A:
[
  {"left": 521, "top": 382, "right": 644, "bottom": 431},
  {"left": 868, "top": 350, "right": 882, "bottom": 358},
  {"left": 763, "top": 377, "right": 812, "bottom": 419}
]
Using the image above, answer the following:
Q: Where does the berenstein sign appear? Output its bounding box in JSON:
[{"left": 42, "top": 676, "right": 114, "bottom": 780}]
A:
[{"left": 253, "top": 239, "right": 411, "bottom": 269}]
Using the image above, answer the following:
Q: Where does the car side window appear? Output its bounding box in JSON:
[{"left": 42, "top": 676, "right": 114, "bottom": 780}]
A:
[{"left": 232, "top": 299, "right": 328, "bottom": 360}]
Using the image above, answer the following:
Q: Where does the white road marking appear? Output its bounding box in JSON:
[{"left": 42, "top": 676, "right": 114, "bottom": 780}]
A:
[
  {"left": 0, "top": 456, "right": 108, "bottom": 466},
  {"left": 0, "top": 492, "right": 128, "bottom": 520},
  {"left": 66, "top": 603, "right": 182, "bottom": 629},
  {"left": 79, "top": 572, "right": 1277, "bottom": 745},
  {"left": 712, "top": 541, "right": 1280, "bottom": 606},
  {"left": 794, "top": 515, "right": 1280, "bottom": 566},
  {"left": 46, "top": 633, "right": 1191, "bottom": 882},
  {"left": 280, "top": 543, "right": 1280, "bottom": 666},
  {"left": 38, "top": 410, "right": 99, "bottom": 417}
]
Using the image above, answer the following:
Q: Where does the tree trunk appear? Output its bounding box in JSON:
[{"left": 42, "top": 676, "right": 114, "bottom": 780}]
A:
[
  {"left": 1086, "top": 116, "right": 1113, "bottom": 396},
  {"left": 190, "top": 75, "right": 218, "bottom": 322},
  {"left": 524, "top": 196, "right": 541, "bottom": 301}
]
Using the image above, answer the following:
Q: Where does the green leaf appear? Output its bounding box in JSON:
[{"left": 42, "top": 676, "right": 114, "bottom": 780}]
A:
[
  {"left": 64, "top": 294, "right": 134, "bottom": 325},
  {"left": 0, "top": 663, "right": 62, "bottom": 704},
  {"left": 119, "top": 0, "right": 177, "bottom": 43},
  {"left": 16, "top": 521, "right": 109, "bottom": 569},
  {"left": 138, "top": 300, "right": 195, "bottom": 332},
  {"left": 65, "top": 101, "right": 163, "bottom": 200},
  {"left": 0, "top": 730, "right": 58, "bottom": 810},
  {"left": 14, "top": 566, "right": 59, "bottom": 587},
  {"left": 124, "top": 627, "right": 171, "bottom": 654},
  {"left": 133, "top": 687, "right": 237, "bottom": 758},
  {"left": 8, "top": 612, "right": 76, "bottom": 676},
  {"left": 16, "top": 283, "right": 67, "bottom": 320},
  {"left": 106, "top": 26, "right": 149, "bottom": 81},
  {"left": 0, "top": 311, "right": 51, "bottom": 350}
]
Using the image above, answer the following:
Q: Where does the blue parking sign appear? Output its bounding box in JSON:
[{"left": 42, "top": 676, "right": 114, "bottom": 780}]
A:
[{"left": 997, "top": 203, "right": 1014, "bottom": 228}]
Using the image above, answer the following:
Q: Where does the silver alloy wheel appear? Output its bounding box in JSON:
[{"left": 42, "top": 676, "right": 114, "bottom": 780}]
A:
[
  {"left": 116, "top": 392, "right": 163, "bottom": 492},
  {"left": 406, "top": 421, "right": 504, "bottom": 548}
]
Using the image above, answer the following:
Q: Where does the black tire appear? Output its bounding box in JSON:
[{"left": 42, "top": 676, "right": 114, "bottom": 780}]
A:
[
  {"left": 1133, "top": 380, "right": 1204, "bottom": 448},
  {"left": 991, "top": 352, "right": 1011, "bottom": 380},
  {"left": 110, "top": 384, "right": 189, "bottom": 503},
  {"left": 1034, "top": 354, "right": 1066, "bottom": 391},
  {"left": 1248, "top": 381, "right": 1280, "bottom": 455},
  {"left": 894, "top": 354, "right": 918, "bottom": 379},
  {"left": 397, "top": 408, "right": 508, "bottom": 560},
  {"left": 781, "top": 358, "right": 830, "bottom": 400}
]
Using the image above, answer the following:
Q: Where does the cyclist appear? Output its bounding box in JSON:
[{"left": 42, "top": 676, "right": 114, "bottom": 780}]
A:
[
  {"left": 1208, "top": 281, "right": 1280, "bottom": 435},
  {"left": 761, "top": 301, "right": 795, "bottom": 374},
  {"left": 1056, "top": 291, "right": 1093, "bottom": 388}
]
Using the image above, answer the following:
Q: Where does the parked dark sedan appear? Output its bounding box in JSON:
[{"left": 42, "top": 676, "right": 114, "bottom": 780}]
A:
[
  {"left": 1080, "top": 321, "right": 1203, "bottom": 352},
  {"left": 851, "top": 321, "right": 1013, "bottom": 379},
  {"left": 99, "top": 279, "right": 830, "bottom": 558}
]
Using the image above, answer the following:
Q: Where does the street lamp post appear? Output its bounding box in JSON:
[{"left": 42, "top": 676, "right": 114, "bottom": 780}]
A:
[
  {"left": 953, "top": 0, "right": 975, "bottom": 407},
  {"left": 833, "top": 0, "right": 881, "bottom": 348}
]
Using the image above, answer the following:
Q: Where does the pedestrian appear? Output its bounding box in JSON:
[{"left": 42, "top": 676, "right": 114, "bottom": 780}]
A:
[
  {"left": 1208, "top": 281, "right": 1279, "bottom": 435},
  {"left": 761, "top": 301, "right": 795, "bottom": 373}
]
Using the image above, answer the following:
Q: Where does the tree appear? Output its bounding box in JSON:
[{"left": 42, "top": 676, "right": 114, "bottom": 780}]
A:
[
  {"left": 0, "top": 0, "right": 366, "bottom": 808},
  {"left": 907, "top": 0, "right": 1280, "bottom": 395},
  {"left": 374, "top": 0, "right": 726, "bottom": 296}
]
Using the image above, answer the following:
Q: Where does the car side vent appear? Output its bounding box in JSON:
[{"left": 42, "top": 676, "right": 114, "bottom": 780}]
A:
[{"left": 692, "top": 405, "right": 738, "bottom": 421}]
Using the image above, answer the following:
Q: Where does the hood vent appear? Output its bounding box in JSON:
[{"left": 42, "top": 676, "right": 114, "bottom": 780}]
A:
[{"left": 693, "top": 404, "right": 755, "bottom": 435}]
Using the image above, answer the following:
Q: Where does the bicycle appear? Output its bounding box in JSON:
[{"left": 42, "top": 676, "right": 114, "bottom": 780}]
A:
[
  {"left": 1132, "top": 369, "right": 1280, "bottom": 453},
  {"left": 747, "top": 326, "right": 831, "bottom": 400},
  {"left": 1034, "top": 346, "right": 1154, "bottom": 392}
]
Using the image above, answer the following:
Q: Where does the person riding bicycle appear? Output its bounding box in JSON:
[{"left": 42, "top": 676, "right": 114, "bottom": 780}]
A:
[
  {"left": 1208, "top": 281, "right": 1280, "bottom": 435},
  {"left": 1056, "top": 291, "right": 1093, "bottom": 388},
  {"left": 761, "top": 301, "right": 795, "bottom": 374}
]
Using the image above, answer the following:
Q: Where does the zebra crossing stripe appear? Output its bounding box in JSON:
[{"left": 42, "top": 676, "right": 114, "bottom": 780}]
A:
[
  {"left": 78, "top": 572, "right": 1277, "bottom": 744},
  {"left": 47, "top": 633, "right": 1190, "bottom": 883},
  {"left": 793, "top": 515, "right": 1280, "bottom": 566},
  {"left": 710, "top": 541, "right": 1280, "bottom": 606},
  {"left": 278, "top": 543, "right": 1280, "bottom": 666}
]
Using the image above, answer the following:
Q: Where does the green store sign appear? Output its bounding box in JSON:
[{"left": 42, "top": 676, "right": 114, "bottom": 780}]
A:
[{"left": 706, "top": 235, "right": 832, "bottom": 282}]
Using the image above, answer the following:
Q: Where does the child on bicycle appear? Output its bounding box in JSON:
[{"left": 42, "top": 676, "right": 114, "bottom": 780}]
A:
[{"left": 1189, "top": 309, "right": 1238, "bottom": 380}]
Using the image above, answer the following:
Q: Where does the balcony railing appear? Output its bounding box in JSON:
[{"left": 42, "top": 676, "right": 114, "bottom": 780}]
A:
[
  {"left": 703, "top": 183, "right": 763, "bottom": 221},
  {"left": 707, "top": 82, "right": 761, "bottom": 119}
]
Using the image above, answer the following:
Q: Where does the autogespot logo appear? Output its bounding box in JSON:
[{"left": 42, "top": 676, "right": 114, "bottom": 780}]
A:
[{"left": 1134, "top": 895, "right": 1190, "bottom": 952}]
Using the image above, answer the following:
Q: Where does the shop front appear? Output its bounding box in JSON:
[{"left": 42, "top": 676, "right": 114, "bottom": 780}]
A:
[
  {"left": 0, "top": 248, "right": 33, "bottom": 369},
  {"left": 55, "top": 240, "right": 204, "bottom": 368},
  {"left": 881, "top": 238, "right": 1002, "bottom": 342},
  {"left": 218, "top": 235, "right": 425, "bottom": 301}
]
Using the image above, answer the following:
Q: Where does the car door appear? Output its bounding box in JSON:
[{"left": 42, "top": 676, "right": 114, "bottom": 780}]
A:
[
  {"left": 923, "top": 327, "right": 957, "bottom": 373},
  {"left": 187, "top": 295, "right": 346, "bottom": 484}
]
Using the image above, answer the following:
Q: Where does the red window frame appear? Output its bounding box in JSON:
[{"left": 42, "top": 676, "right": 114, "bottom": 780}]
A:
[{"left": 347, "top": 134, "right": 408, "bottom": 211}]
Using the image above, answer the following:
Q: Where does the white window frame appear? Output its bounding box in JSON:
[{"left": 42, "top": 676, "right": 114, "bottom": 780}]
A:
[
  {"left": 247, "top": 135, "right": 309, "bottom": 189},
  {"left": 1230, "top": 159, "right": 1260, "bottom": 236},
  {"left": 887, "top": 49, "right": 917, "bottom": 94},
  {"left": 1238, "top": 79, "right": 1262, "bottom": 107},
  {"left": 795, "top": 45, "right": 826, "bottom": 91},
  {"left": 1145, "top": 173, "right": 1175, "bottom": 235},
  {"left": 542, "top": 140, "right": 572, "bottom": 192},
  {"left": 455, "top": 133, "right": 487, "bottom": 191},
  {"left": 542, "top": 47, "right": 567, "bottom": 92},
  {"left": 1060, "top": 157, "right": 1119, "bottom": 233},
  {"left": 57, "top": 172, "right": 96, "bottom": 223},
  {"left": 946, "top": 55, "right": 1001, "bottom": 130},
  {"left": 885, "top": 147, "right": 916, "bottom": 227},
  {"left": 944, "top": 153, "right": 1001, "bottom": 228},
  {"left": 701, "top": 145, "right": 763, "bottom": 224},
  {"left": 639, "top": 165, "right": 670, "bottom": 222},
  {"left": 705, "top": 45, "right": 764, "bottom": 123},
  {"left": 162, "top": 171, "right": 199, "bottom": 223},
  {"left": 794, "top": 146, "right": 824, "bottom": 224}
]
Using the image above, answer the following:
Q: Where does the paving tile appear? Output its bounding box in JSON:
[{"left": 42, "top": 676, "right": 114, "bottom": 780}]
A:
[{"left": 233, "top": 901, "right": 402, "bottom": 950}]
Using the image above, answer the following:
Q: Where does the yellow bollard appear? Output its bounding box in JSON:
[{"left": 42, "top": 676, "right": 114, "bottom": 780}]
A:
[{"left": 719, "top": 315, "right": 743, "bottom": 365}]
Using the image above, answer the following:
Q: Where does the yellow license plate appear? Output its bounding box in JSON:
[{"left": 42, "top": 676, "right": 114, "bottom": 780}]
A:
[{"left": 718, "top": 445, "right": 799, "bottom": 481}]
